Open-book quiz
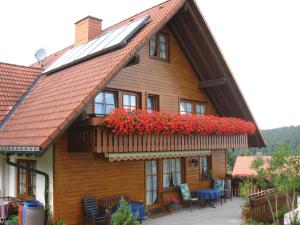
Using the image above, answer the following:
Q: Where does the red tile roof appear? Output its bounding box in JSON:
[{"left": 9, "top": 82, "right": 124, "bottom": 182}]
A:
[
  {"left": 232, "top": 156, "right": 271, "bottom": 177},
  {"left": 0, "top": 62, "right": 41, "bottom": 124},
  {"left": 0, "top": 0, "right": 185, "bottom": 150}
]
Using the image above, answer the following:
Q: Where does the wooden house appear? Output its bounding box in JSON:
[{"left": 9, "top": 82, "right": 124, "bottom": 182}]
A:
[{"left": 0, "top": 0, "right": 265, "bottom": 224}]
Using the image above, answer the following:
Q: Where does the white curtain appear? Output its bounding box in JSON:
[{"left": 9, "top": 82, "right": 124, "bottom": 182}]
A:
[
  {"left": 163, "top": 159, "right": 182, "bottom": 187},
  {"left": 146, "top": 161, "right": 152, "bottom": 205},
  {"left": 172, "top": 159, "right": 181, "bottom": 186},
  {"left": 152, "top": 175, "right": 157, "bottom": 204},
  {"left": 146, "top": 161, "right": 158, "bottom": 205},
  {"left": 163, "top": 160, "right": 171, "bottom": 188}
]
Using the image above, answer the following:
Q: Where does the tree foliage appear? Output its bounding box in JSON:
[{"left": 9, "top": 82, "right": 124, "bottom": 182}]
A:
[
  {"left": 251, "top": 145, "right": 300, "bottom": 224},
  {"left": 227, "top": 125, "right": 300, "bottom": 171}
]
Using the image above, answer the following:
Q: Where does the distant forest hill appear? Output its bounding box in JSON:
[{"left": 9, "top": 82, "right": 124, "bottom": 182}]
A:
[{"left": 237, "top": 125, "right": 300, "bottom": 156}]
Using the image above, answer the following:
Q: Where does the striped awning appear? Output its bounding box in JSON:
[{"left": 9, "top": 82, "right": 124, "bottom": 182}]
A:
[{"left": 104, "top": 150, "right": 211, "bottom": 162}]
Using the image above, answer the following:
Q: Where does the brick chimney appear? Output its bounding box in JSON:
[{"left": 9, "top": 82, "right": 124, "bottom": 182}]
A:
[{"left": 75, "top": 16, "right": 102, "bottom": 45}]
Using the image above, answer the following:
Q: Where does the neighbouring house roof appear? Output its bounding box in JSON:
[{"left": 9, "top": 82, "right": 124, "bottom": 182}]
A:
[
  {"left": 0, "top": 0, "right": 266, "bottom": 153},
  {"left": 232, "top": 156, "right": 271, "bottom": 177},
  {"left": 0, "top": 62, "right": 41, "bottom": 124}
]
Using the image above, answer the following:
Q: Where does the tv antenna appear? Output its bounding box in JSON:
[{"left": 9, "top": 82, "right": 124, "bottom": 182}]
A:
[{"left": 34, "top": 48, "right": 47, "bottom": 67}]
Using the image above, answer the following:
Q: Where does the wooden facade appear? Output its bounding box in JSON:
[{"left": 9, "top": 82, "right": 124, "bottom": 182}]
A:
[
  {"left": 84, "top": 26, "right": 216, "bottom": 116},
  {"left": 54, "top": 133, "right": 227, "bottom": 225},
  {"left": 53, "top": 25, "right": 244, "bottom": 225}
]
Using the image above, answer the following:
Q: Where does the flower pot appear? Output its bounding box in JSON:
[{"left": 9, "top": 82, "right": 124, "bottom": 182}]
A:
[{"left": 167, "top": 207, "right": 176, "bottom": 213}]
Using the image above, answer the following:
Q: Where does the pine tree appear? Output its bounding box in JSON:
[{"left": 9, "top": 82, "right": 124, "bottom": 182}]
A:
[{"left": 111, "top": 197, "right": 138, "bottom": 225}]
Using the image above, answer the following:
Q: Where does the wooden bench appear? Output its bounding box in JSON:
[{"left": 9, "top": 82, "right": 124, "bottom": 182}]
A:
[{"left": 99, "top": 195, "right": 130, "bottom": 211}]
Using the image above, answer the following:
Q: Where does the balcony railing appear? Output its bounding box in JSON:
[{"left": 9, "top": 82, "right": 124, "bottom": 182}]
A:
[{"left": 68, "top": 124, "right": 248, "bottom": 153}]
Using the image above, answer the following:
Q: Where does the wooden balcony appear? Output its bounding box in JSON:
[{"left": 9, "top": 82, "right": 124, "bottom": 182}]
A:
[{"left": 68, "top": 124, "right": 249, "bottom": 153}]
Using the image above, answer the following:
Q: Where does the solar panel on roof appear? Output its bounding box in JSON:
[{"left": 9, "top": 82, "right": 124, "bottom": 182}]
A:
[{"left": 44, "top": 15, "right": 150, "bottom": 74}]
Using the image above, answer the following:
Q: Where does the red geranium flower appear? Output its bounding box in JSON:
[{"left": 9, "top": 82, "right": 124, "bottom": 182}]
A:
[{"left": 103, "top": 109, "right": 256, "bottom": 136}]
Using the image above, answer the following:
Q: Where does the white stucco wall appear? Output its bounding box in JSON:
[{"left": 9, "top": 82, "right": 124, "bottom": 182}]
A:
[
  {"left": 0, "top": 156, "right": 3, "bottom": 197},
  {"left": 36, "top": 146, "right": 54, "bottom": 211},
  {"left": 4, "top": 155, "right": 17, "bottom": 196},
  {"left": 2, "top": 146, "right": 54, "bottom": 213}
]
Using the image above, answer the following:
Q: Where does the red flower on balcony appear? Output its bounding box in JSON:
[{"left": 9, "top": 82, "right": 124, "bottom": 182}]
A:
[{"left": 103, "top": 108, "right": 256, "bottom": 136}]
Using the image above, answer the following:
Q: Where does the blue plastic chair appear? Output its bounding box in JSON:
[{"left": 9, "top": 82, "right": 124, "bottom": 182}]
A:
[{"left": 213, "top": 179, "right": 225, "bottom": 205}]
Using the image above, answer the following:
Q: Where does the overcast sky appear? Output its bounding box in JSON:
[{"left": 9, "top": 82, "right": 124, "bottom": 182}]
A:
[{"left": 0, "top": 0, "right": 299, "bottom": 130}]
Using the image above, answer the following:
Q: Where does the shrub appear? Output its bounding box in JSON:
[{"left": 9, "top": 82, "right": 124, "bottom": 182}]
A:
[
  {"left": 8, "top": 215, "right": 18, "bottom": 225},
  {"left": 111, "top": 197, "right": 138, "bottom": 225},
  {"left": 56, "top": 219, "right": 66, "bottom": 225},
  {"left": 245, "top": 218, "right": 272, "bottom": 225}
]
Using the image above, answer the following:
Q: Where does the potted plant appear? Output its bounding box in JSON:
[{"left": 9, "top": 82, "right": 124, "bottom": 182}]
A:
[
  {"left": 163, "top": 197, "right": 180, "bottom": 213},
  {"left": 203, "top": 170, "right": 212, "bottom": 180},
  {"left": 56, "top": 219, "right": 66, "bottom": 225},
  {"left": 240, "top": 180, "right": 253, "bottom": 221}
]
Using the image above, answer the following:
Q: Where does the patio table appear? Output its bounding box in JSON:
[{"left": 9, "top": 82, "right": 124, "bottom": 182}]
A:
[
  {"left": 0, "top": 202, "right": 9, "bottom": 221},
  {"left": 195, "top": 189, "right": 220, "bottom": 208}
]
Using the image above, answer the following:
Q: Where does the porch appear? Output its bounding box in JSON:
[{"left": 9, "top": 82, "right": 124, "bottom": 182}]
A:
[{"left": 144, "top": 197, "right": 243, "bottom": 225}]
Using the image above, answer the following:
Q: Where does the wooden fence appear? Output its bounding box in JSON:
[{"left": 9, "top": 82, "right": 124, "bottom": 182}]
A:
[
  {"left": 232, "top": 185, "right": 263, "bottom": 197},
  {"left": 231, "top": 178, "right": 263, "bottom": 197},
  {"left": 249, "top": 189, "right": 297, "bottom": 223}
]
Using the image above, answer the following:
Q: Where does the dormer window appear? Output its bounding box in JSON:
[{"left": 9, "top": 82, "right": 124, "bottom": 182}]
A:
[
  {"left": 95, "top": 91, "right": 117, "bottom": 116},
  {"left": 149, "top": 32, "right": 169, "bottom": 61}
]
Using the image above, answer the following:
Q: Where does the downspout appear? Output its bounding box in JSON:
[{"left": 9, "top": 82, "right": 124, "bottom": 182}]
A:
[
  {"left": 5, "top": 154, "right": 50, "bottom": 221},
  {"left": 1, "top": 157, "right": 4, "bottom": 197}
]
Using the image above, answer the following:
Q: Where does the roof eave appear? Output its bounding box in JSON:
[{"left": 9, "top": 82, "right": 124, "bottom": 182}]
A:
[
  {"left": 169, "top": 0, "right": 266, "bottom": 147},
  {"left": 0, "top": 146, "right": 41, "bottom": 154}
]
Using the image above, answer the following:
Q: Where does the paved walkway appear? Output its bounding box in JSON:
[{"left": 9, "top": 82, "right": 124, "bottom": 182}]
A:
[{"left": 144, "top": 197, "right": 243, "bottom": 225}]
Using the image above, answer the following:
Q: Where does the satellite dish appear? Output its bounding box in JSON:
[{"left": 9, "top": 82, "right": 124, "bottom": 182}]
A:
[{"left": 34, "top": 48, "right": 47, "bottom": 66}]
